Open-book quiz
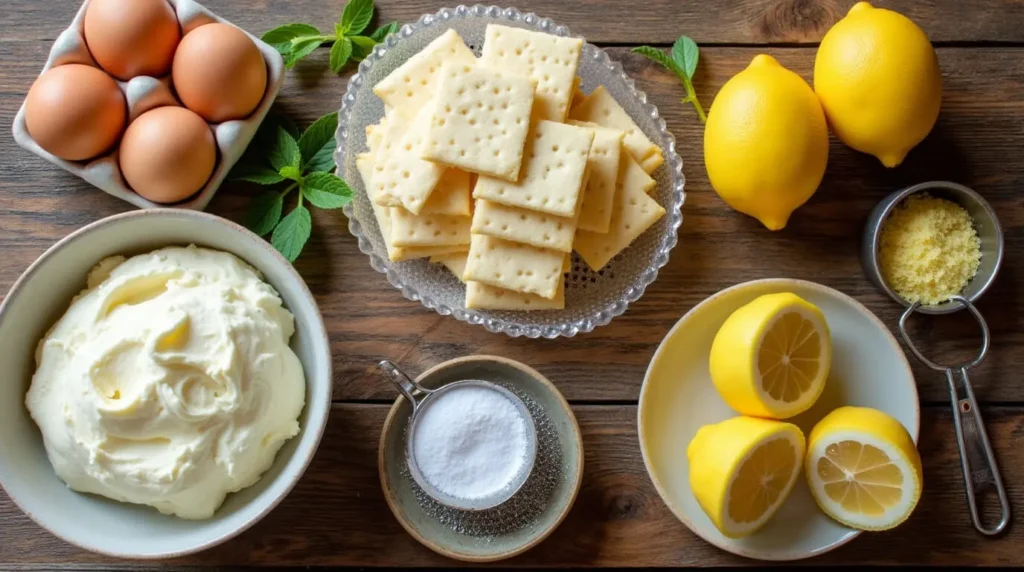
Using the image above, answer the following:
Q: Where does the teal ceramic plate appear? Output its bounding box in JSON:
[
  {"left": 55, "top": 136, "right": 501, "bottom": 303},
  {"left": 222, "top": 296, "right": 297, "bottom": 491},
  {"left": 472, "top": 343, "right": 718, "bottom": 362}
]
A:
[
  {"left": 378, "top": 355, "right": 583, "bottom": 562},
  {"left": 638, "top": 279, "right": 920, "bottom": 561}
]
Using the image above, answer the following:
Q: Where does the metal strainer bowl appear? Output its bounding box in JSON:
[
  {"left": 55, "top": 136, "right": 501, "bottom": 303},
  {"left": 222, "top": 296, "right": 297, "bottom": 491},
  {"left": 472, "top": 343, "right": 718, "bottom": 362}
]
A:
[
  {"left": 379, "top": 360, "right": 538, "bottom": 511},
  {"left": 334, "top": 5, "right": 685, "bottom": 339}
]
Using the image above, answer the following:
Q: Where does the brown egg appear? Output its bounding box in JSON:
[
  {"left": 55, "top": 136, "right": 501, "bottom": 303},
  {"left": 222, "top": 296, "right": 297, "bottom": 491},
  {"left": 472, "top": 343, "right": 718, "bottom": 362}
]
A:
[
  {"left": 172, "top": 23, "right": 267, "bottom": 123},
  {"left": 119, "top": 106, "right": 216, "bottom": 203},
  {"left": 25, "top": 64, "right": 126, "bottom": 161},
  {"left": 84, "top": 0, "right": 180, "bottom": 80}
]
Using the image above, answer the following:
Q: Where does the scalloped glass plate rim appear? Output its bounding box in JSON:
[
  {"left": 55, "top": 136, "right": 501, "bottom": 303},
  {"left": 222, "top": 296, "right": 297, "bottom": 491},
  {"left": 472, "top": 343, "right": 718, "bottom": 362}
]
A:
[{"left": 333, "top": 4, "right": 685, "bottom": 338}]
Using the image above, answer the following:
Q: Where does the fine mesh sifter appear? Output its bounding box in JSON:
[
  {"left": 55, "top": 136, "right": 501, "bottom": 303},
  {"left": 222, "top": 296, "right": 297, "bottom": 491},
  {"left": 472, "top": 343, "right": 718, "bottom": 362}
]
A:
[
  {"left": 378, "top": 360, "right": 538, "bottom": 511},
  {"left": 862, "top": 181, "right": 1009, "bottom": 536}
]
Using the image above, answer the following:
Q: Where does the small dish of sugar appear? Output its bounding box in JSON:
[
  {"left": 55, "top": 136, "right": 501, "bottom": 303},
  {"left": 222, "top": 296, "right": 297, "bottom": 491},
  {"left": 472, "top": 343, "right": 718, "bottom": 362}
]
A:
[{"left": 379, "top": 360, "right": 537, "bottom": 511}]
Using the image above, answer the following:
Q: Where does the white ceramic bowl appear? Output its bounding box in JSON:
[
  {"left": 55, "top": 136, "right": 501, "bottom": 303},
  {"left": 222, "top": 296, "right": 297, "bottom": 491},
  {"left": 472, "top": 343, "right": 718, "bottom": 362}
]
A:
[
  {"left": 638, "top": 278, "right": 920, "bottom": 561},
  {"left": 0, "top": 210, "right": 332, "bottom": 558}
]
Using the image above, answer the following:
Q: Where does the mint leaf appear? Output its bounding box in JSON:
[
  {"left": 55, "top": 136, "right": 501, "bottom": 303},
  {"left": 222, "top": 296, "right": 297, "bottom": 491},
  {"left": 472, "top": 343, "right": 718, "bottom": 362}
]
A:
[
  {"left": 272, "top": 205, "right": 312, "bottom": 262},
  {"left": 269, "top": 127, "right": 301, "bottom": 173},
  {"left": 330, "top": 37, "right": 353, "bottom": 74},
  {"left": 632, "top": 46, "right": 683, "bottom": 77},
  {"left": 246, "top": 191, "right": 284, "bottom": 236},
  {"left": 259, "top": 114, "right": 301, "bottom": 141},
  {"left": 284, "top": 37, "right": 324, "bottom": 68},
  {"left": 633, "top": 40, "right": 706, "bottom": 124},
  {"left": 370, "top": 22, "right": 399, "bottom": 43},
  {"left": 340, "top": 0, "right": 374, "bottom": 36},
  {"left": 672, "top": 36, "right": 699, "bottom": 80},
  {"left": 279, "top": 165, "right": 303, "bottom": 181},
  {"left": 302, "top": 172, "right": 353, "bottom": 209},
  {"left": 230, "top": 161, "right": 285, "bottom": 184},
  {"left": 263, "top": 23, "right": 321, "bottom": 45},
  {"left": 298, "top": 112, "right": 339, "bottom": 172},
  {"left": 349, "top": 35, "right": 377, "bottom": 61}
]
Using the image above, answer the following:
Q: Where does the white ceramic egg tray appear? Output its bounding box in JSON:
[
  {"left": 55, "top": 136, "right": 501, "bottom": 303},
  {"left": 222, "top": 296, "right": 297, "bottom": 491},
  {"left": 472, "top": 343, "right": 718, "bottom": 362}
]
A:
[{"left": 11, "top": 0, "right": 285, "bottom": 211}]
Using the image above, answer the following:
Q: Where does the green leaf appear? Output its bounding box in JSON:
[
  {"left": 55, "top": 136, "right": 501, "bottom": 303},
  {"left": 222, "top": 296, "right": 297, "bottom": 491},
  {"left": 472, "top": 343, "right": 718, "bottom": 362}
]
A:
[
  {"left": 297, "top": 112, "right": 339, "bottom": 172},
  {"left": 269, "top": 127, "right": 301, "bottom": 173},
  {"left": 340, "top": 0, "right": 374, "bottom": 36},
  {"left": 330, "top": 37, "right": 354, "bottom": 74},
  {"left": 279, "top": 165, "right": 303, "bottom": 181},
  {"left": 349, "top": 35, "right": 377, "bottom": 61},
  {"left": 230, "top": 161, "right": 285, "bottom": 184},
  {"left": 284, "top": 37, "right": 324, "bottom": 68},
  {"left": 370, "top": 22, "right": 399, "bottom": 43},
  {"left": 246, "top": 191, "right": 284, "bottom": 236},
  {"left": 302, "top": 172, "right": 353, "bottom": 209},
  {"left": 262, "top": 114, "right": 301, "bottom": 140},
  {"left": 672, "top": 36, "right": 699, "bottom": 80},
  {"left": 263, "top": 23, "right": 321, "bottom": 45},
  {"left": 272, "top": 205, "right": 312, "bottom": 262},
  {"left": 631, "top": 46, "right": 683, "bottom": 78}
]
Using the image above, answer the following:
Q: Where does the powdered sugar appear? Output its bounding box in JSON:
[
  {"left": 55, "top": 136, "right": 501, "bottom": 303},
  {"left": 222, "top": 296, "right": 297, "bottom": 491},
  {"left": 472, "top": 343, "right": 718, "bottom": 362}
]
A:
[{"left": 411, "top": 385, "right": 529, "bottom": 500}]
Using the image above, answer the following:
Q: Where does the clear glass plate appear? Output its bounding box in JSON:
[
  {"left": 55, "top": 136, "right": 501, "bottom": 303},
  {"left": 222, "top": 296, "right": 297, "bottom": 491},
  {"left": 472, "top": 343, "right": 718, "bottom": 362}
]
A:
[{"left": 334, "top": 5, "right": 685, "bottom": 338}]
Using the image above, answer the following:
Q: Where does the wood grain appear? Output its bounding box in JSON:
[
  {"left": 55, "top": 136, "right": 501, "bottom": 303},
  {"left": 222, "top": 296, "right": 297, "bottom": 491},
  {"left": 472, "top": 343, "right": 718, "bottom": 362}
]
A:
[
  {"left": 1, "top": 1, "right": 1023, "bottom": 567},
  {"left": 5, "top": 0, "right": 1024, "bottom": 44},
  {"left": 1, "top": 40, "right": 1022, "bottom": 403},
  {"left": 0, "top": 404, "right": 1021, "bottom": 567}
]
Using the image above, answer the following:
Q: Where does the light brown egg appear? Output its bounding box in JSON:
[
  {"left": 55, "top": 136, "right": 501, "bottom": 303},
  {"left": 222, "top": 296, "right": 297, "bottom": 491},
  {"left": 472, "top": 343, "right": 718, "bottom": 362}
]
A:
[
  {"left": 172, "top": 23, "right": 267, "bottom": 123},
  {"left": 84, "top": 0, "right": 180, "bottom": 80},
  {"left": 25, "top": 64, "right": 126, "bottom": 161},
  {"left": 119, "top": 106, "right": 216, "bottom": 204}
]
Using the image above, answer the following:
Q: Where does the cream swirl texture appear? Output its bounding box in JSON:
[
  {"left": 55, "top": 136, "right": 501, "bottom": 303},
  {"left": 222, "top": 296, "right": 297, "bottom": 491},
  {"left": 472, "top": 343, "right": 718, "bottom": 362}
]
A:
[{"left": 25, "top": 246, "right": 306, "bottom": 519}]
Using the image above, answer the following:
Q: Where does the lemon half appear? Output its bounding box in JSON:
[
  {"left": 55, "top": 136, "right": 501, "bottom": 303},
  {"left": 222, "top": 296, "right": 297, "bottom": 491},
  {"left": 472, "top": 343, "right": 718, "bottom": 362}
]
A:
[
  {"left": 710, "top": 292, "right": 832, "bottom": 419},
  {"left": 688, "top": 416, "right": 806, "bottom": 538},
  {"left": 806, "top": 406, "right": 923, "bottom": 530}
]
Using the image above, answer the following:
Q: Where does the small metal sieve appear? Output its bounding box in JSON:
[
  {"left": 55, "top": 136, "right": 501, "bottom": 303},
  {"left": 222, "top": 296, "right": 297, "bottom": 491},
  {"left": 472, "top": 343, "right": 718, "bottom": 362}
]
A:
[
  {"left": 378, "top": 360, "right": 538, "bottom": 512},
  {"left": 862, "top": 181, "right": 1009, "bottom": 536}
]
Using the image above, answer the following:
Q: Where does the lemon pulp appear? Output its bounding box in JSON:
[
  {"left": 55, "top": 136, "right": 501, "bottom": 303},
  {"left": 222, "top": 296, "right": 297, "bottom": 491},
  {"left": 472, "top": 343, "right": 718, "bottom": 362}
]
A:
[
  {"left": 758, "top": 311, "right": 824, "bottom": 404},
  {"left": 728, "top": 437, "right": 799, "bottom": 524},
  {"left": 817, "top": 440, "right": 905, "bottom": 515}
]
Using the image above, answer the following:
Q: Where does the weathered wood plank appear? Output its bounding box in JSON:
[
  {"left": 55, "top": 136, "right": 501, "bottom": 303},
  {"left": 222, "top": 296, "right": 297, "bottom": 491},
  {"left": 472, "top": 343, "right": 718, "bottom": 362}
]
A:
[
  {"left": 0, "top": 43, "right": 1021, "bottom": 403},
  {"left": 0, "top": 404, "right": 1021, "bottom": 567},
  {"left": 4, "top": 0, "right": 1024, "bottom": 44}
]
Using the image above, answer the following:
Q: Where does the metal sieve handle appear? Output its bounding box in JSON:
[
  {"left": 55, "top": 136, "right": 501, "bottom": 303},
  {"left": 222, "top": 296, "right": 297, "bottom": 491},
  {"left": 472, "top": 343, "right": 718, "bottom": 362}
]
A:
[
  {"left": 897, "top": 297, "right": 1010, "bottom": 535},
  {"left": 378, "top": 360, "right": 434, "bottom": 411},
  {"left": 947, "top": 366, "right": 1011, "bottom": 536}
]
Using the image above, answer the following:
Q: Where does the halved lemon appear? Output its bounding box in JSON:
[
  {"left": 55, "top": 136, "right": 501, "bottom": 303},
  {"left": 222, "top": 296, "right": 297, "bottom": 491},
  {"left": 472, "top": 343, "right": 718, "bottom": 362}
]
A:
[
  {"left": 709, "top": 292, "right": 831, "bottom": 419},
  {"left": 687, "top": 416, "right": 806, "bottom": 538},
  {"left": 806, "top": 406, "right": 922, "bottom": 530}
]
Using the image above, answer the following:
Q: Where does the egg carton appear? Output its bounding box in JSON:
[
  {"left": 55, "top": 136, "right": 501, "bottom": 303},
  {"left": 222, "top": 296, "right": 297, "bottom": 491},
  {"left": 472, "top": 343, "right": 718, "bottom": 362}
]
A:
[{"left": 11, "top": 0, "right": 284, "bottom": 211}]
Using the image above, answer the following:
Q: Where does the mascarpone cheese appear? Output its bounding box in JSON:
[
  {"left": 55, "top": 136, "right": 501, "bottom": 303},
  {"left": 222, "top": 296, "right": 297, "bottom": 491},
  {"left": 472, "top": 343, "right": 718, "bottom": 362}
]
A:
[{"left": 25, "top": 245, "right": 306, "bottom": 519}]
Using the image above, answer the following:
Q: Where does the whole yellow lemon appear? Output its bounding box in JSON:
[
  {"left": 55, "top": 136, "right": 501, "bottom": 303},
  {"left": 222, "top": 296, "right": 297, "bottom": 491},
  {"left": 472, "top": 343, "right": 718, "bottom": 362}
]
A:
[
  {"left": 814, "top": 2, "right": 942, "bottom": 168},
  {"left": 704, "top": 54, "right": 829, "bottom": 231}
]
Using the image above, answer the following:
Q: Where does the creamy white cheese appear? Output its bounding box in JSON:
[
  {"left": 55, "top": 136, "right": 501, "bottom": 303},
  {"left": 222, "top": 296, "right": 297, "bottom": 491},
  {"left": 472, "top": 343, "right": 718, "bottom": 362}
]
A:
[{"left": 25, "top": 245, "right": 306, "bottom": 519}]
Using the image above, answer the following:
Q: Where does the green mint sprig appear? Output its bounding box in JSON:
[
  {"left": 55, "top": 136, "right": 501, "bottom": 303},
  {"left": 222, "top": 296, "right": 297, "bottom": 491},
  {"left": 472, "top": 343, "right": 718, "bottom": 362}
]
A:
[
  {"left": 633, "top": 36, "right": 706, "bottom": 123},
  {"left": 262, "top": 0, "right": 399, "bottom": 73},
  {"left": 230, "top": 112, "right": 353, "bottom": 262}
]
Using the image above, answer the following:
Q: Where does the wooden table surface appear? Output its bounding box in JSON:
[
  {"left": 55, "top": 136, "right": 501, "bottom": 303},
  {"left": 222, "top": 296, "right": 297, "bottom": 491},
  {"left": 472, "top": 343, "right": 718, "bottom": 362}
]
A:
[{"left": 2, "top": 0, "right": 1023, "bottom": 568}]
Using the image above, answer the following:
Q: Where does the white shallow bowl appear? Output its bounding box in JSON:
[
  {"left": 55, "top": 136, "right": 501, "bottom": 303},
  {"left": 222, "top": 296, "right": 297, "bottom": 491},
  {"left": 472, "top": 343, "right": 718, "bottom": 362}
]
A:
[
  {"left": 335, "top": 5, "right": 685, "bottom": 338},
  {"left": 638, "top": 279, "right": 920, "bottom": 561},
  {"left": 0, "top": 210, "right": 332, "bottom": 558},
  {"left": 11, "top": 0, "right": 285, "bottom": 210}
]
